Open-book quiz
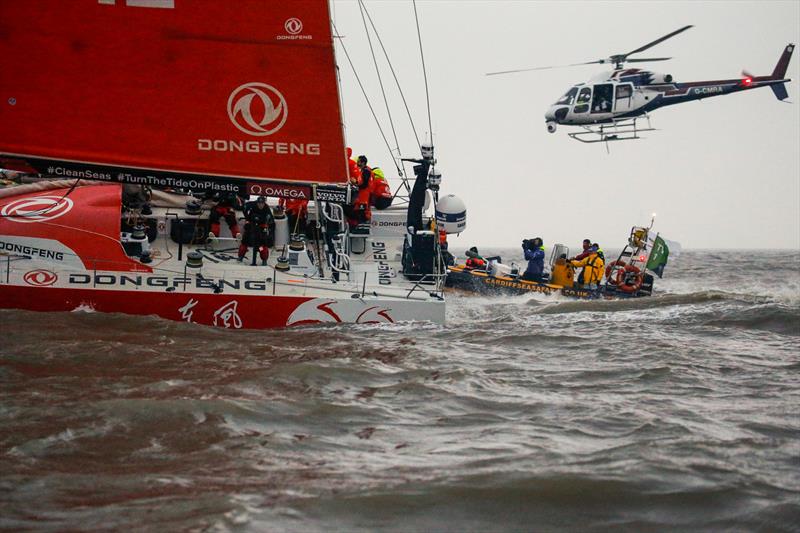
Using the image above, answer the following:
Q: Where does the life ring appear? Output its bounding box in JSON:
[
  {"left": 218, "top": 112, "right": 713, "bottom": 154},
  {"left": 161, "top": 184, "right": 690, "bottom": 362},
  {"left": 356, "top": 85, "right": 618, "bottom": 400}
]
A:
[
  {"left": 616, "top": 264, "right": 643, "bottom": 293},
  {"left": 605, "top": 260, "right": 627, "bottom": 285}
]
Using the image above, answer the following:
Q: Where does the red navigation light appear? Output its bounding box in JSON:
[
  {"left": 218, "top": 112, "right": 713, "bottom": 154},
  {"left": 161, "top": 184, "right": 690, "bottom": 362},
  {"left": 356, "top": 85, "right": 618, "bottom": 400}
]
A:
[
  {"left": 741, "top": 77, "right": 753, "bottom": 87},
  {"left": 639, "top": 255, "right": 646, "bottom": 261}
]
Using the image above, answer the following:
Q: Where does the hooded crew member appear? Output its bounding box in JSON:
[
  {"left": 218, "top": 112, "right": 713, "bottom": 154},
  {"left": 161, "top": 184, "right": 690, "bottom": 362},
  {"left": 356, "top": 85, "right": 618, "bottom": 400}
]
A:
[
  {"left": 522, "top": 238, "right": 546, "bottom": 282},
  {"left": 593, "top": 243, "right": 605, "bottom": 262},
  {"left": 239, "top": 196, "right": 274, "bottom": 265},
  {"left": 369, "top": 167, "right": 393, "bottom": 210}
]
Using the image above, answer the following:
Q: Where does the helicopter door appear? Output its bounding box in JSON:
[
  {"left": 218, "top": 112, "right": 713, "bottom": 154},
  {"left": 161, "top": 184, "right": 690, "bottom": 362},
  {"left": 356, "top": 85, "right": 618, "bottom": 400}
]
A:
[
  {"left": 590, "top": 84, "right": 613, "bottom": 114},
  {"left": 614, "top": 83, "right": 634, "bottom": 114}
]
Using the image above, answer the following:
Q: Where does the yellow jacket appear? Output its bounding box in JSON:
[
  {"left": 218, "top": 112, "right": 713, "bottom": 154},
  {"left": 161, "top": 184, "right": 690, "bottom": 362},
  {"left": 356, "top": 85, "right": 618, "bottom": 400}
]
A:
[
  {"left": 571, "top": 252, "right": 605, "bottom": 285},
  {"left": 550, "top": 259, "right": 574, "bottom": 287}
]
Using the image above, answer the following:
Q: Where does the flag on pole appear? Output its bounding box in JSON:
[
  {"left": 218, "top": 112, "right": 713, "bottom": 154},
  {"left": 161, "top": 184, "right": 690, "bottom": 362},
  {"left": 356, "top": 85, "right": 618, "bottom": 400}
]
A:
[{"left": 646, "top": 234, "right": 680, "bottom": 278}]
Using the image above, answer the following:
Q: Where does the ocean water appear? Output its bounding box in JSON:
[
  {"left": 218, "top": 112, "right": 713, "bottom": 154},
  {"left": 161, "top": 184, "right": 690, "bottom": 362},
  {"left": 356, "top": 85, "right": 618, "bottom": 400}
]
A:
[{"left": 1, "top": 250, "right": 799, "bottom": 532}]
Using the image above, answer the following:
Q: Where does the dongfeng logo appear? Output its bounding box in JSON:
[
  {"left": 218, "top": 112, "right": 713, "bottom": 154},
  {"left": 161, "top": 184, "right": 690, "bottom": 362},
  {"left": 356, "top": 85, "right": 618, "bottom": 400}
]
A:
[
  {"left": 277, "top": 17, "right": 311, "bottom": 41},
  {"left": 24, "top": 270, "right": 58, "bottom": 287},
  {"left": 1, "top": 196, "right": 73, "bottom": 223},
  {"left": 284, "top": 17, "right": 303, "bottom": 35},
  {"left": 227, "top": 82, "right": 288, "bottom": 136}
]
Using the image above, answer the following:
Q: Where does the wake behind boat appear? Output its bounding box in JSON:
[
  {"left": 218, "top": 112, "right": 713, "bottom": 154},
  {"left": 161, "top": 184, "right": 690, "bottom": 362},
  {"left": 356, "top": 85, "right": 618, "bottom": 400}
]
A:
[{"left": 0, "top": 1, "right": 465, "bottom": 329}]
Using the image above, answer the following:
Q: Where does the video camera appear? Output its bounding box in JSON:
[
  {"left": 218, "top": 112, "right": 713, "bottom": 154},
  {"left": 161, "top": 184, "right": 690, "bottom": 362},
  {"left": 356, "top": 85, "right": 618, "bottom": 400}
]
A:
[{"left": 522, "top": 237, "right": 541, "bottom": 250}]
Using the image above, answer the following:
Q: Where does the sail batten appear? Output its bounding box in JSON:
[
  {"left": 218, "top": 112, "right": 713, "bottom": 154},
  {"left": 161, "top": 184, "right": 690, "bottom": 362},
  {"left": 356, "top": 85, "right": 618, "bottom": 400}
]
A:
[{"left": 0, "top": 0, "right": 347, "bottom": 191}]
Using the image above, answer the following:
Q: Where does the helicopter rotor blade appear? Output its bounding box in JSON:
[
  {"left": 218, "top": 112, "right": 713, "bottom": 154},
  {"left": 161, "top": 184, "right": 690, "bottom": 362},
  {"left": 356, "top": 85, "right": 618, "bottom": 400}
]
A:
[
  {"left": 625, "top": 25, "right": 693, "bottom": 58},
  {"left": 485, "top": 60, "right": 605, "bottom": 76},
  {"left": 625, "top": 57, "right": 672, "bottom": 63}
]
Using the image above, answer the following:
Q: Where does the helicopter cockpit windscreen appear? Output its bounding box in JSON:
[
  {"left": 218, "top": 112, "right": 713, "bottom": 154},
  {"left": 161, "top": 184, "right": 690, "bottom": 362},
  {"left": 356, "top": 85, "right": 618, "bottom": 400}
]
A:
[{"left": 555, "top": 87, "right": 579, "bottom": 106}]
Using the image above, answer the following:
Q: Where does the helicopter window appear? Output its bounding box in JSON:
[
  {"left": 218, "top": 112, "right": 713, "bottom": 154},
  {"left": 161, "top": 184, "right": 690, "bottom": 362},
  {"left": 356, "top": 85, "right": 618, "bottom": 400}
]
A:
[
  {"left": 616, "top": 84, "right": 633, "bottom": 99},
  {"left": 577, "top": 87, "right": 592, "bottom": 104},
  {"left": 555, "top": 87, "right": 578, "bottom": 106},
  {"left": 573, "top": 104, "right": 589, "bottom": 114},
  {"left": 591, "top": 84, "right": 614, "bottom": 113}
]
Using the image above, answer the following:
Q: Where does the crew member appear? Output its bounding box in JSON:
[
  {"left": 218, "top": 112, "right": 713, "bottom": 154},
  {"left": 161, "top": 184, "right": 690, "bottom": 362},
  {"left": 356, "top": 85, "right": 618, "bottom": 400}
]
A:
[
  {"left": 572, "top": 239, "right": 593, "bottom": 261},
  {"left": 369, "top": 167, "right": 393, "bottom": 210},
  {"left": 464, "top": 246, "right": 486, "bottom": 270},
  {"left": 550, "top": 253, "right": 575, "bottom": 287},
  {"left": 239, "top": 196, "right": 274, "bottom": 265},
  {"left": 346, "top": 147, "right": 360, "bottom": 182},
  {"left": 207, "top": 191, "right": 242, "bottom": 240},
  {"left": 570, "top": 245, "right": 605, "bottom": 289},
  {"left": 439, "top": 228, "right": 455, "bottom": 266},
  {"left": 571, "top": 238, "right": 593, "bottom": 285},
  {"left": 345, "top": 155, "right": 373, "bottom": 228},
  {"left": 522, "top": 237, "right": 546, "bottom": 282},
  {"left": 592, "top": 243, "right": 605, "bottom": 263},
  {"left": 279, "top": 197, "right": 309, "bottom": 235}
]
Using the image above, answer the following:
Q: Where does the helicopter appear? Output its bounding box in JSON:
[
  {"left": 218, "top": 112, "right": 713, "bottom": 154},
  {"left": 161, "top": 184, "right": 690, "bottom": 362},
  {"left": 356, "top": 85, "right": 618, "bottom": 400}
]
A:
[{"left": 487, "top": 26, "right": 795, "bottom": 144}]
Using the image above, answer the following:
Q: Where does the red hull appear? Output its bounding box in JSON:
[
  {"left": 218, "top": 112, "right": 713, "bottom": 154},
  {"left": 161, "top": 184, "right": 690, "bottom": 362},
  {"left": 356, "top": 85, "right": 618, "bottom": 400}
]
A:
[{"left": 1, "top": 284, "right": 313, "bottom": 329}]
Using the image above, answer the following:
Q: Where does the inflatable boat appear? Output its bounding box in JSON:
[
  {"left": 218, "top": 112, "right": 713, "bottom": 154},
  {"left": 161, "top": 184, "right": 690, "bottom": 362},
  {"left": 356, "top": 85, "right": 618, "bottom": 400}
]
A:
[{"left": 445, "top": 226, "right": 672, "bottom": 299}]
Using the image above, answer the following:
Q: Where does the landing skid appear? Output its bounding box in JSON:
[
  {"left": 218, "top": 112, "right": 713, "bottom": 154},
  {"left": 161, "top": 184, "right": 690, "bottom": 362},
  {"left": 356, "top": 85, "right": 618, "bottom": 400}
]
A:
[{"left": 568, "top": 116, "right": 656, "bottom": 151}]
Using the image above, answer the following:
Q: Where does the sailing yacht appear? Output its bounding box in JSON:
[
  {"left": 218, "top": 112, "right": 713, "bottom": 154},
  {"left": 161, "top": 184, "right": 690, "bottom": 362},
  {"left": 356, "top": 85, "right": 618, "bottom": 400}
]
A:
[{"left": 0, "top": 0, "right": 463, "bottom": 328}]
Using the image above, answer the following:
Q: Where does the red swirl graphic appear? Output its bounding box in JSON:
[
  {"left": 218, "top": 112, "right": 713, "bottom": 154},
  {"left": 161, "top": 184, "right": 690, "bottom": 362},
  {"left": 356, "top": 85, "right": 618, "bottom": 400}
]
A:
[
  {"left": 23, "top": 269, "right": 58, "bottom": 286},
  {"left": 1, "top": 195, "right": 73, "bottom": 223}
]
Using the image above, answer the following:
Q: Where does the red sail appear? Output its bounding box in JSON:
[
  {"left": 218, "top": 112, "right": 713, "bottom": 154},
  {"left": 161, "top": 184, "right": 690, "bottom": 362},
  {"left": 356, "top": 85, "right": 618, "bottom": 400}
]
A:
[{"left": 0, "top": 0, "right": 347, "bottom": 186}]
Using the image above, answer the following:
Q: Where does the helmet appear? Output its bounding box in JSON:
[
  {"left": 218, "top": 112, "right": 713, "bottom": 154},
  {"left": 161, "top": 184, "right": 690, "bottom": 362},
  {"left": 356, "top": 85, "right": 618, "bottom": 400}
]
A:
[
  {"left": 257, "top": 195, "right": 266, "bottom": 203},
  {"left": 357, "top": 155, "right": 368, "bottom": 164}
]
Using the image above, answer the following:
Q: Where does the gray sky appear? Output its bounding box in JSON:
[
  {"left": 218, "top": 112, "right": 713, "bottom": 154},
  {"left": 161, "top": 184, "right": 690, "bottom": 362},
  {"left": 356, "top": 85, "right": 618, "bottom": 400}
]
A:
[{"left": 331, "top": 0, "right": 800, "bottom": 250}]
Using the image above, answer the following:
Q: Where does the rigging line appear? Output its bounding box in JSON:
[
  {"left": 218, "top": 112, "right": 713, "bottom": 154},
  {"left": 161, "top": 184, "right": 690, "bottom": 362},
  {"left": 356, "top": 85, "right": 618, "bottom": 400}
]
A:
[
  {"left": 360, "top": 2, "right": 415, "bottom": 192},
  {"left": 332, "top": 21, "right": 396, "bottom": 175},
  {"left": 359, "top": 3, "right": 406, "bottom": 169},
  {"left": 413, "top": 0, "right": 434, "bottom": 148},
  {"left": 357, "top": 1, "right": 403, "bottom": 177}
]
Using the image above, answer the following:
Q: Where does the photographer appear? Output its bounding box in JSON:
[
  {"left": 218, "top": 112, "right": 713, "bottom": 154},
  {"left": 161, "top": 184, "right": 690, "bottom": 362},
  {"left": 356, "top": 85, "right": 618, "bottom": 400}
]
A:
[{"left": 522, "top": 237, "right": 545, "bottom": 282}]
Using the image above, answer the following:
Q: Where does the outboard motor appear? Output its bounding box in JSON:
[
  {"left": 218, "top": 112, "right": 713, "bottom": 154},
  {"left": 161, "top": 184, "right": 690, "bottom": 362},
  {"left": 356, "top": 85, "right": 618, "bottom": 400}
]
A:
[{"left": 435, "top": 194, "right": 466, "bottom": 235}]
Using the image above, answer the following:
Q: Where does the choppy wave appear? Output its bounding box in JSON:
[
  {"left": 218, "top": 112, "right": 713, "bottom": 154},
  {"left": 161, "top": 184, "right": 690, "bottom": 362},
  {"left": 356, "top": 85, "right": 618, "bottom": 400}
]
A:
[{"left": 2, "top": 250, "right": 799, "bottom": 531}]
